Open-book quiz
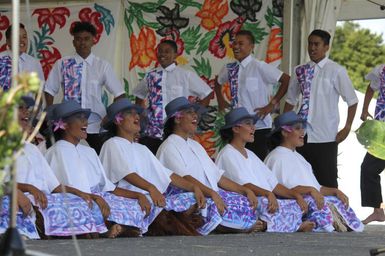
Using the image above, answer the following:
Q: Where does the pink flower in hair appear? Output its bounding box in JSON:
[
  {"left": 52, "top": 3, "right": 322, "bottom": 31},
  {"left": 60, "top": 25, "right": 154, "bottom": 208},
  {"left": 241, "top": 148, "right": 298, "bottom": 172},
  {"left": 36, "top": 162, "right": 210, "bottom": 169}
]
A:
[
  {"left": 115, "top": 112, "right": 124, "bottom": 124},
  {"left": 281, "top": 125, "right": 293, "bottom": 132},
  {"left": 173, "top": 111, "right": 183, "bottom": 119},
  {"left": 53, "top": 119, "right": 66, "bottom": 132}
]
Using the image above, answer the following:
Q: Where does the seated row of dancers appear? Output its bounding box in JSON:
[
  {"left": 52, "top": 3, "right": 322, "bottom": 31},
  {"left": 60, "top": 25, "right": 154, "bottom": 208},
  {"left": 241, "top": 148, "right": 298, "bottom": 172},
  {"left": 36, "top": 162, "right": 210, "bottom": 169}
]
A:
[{"left": 0, "top": 96, "right": 364, "bottom": 239}]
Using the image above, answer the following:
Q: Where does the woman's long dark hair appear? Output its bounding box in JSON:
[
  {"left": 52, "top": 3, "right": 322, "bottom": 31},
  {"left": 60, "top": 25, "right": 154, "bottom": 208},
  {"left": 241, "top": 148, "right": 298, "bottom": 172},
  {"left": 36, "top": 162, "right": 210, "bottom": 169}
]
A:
[
  {"left": 163, "top": 117, "right": 176, "bottom": 140},
  {"left": 269, "top": 130, "right": 284, "bottom": 150},
  {"left": 219, "top": 127, "right": 234, "bottom": 145}
]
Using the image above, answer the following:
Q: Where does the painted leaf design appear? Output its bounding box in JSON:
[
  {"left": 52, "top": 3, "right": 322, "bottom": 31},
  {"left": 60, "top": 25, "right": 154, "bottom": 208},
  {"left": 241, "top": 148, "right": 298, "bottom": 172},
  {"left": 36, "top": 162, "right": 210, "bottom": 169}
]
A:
[
  {"left": 94, "top": 3, "right": 115, "bottom": 35},
  {"left": 356, "top": 120, "right": 385, "bottom": 160},
  {"left": 192, "top": 57, "right": 211, "bottom": 78},
  {"left": 197, "top": 30, "right": 216, "bottom": 55},
  {"left": 180, "top": 26, "right": 201, "bottom": 54},
  {"left": 242, "top": 21, "right": 268, "bottom": 44}
]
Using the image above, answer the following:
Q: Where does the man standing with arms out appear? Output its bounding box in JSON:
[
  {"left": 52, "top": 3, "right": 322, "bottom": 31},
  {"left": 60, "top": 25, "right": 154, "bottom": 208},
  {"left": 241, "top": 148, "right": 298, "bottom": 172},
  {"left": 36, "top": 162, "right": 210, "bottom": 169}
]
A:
[
  {"left": 44, "top": 21, "right": 125, "bottom": 153},
  {"left": 284, "top": 29, "right": 358, "bottom": 188},
  {"left": 360, "top": 64, "right": 385, "bottom": 224},
  {"left": 133, "top": 40, "right": 212, "bottom": 155},
  {"left": 215, "top": 30, "right": 290, "bottom": 161},
  {"left": 0, "top": 23, "right": 44, "bottom": 91}
]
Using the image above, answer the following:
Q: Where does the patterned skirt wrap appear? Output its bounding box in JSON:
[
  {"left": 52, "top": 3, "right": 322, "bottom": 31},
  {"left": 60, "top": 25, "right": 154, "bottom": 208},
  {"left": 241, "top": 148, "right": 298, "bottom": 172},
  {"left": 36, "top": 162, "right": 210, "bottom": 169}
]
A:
[
  {"left": 28, "top": 193, "right": 108, "bottom": 236},
  {"left": 166, "top": 186, "right": 222, "bottom": 235},
  {"left": 303, "top": 195, "right": 334, "bottom": 232},
  {"left": 255, "top": 196, "right": 303, "bottom": 232},
  {"left": 0, "top": 196, "right": 40, "bottom": 239},
  {"left": 324, "top": 196, "right": 364, "bottom": 232},
  {"left": 217, "top": 189, "right": 258, "bottom": 230},
  {"left": 96, "top": 192, "right": 158, "bottom": 234}
]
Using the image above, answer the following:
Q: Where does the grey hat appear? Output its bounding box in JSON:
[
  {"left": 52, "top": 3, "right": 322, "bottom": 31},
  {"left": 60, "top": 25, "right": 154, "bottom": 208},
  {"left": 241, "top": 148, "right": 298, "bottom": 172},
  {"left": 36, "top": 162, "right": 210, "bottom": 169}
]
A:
[
  {"left": 103, "top": 98, "right": 143, "bottom": 130},
  {"left": 269, "top": 111, "right": 306, "bottom": 136},
  {"left": 164, "top": 97, "right": 205, "bottom": 124},
  {"left": 220, "top": 107, "right": 258, "bottom": 130},
  {"left": 20, "top": 96, "right": 35, "bottom": 108},
  {"left": 49, "top": 101, "right": 91, "bottom": 121}
]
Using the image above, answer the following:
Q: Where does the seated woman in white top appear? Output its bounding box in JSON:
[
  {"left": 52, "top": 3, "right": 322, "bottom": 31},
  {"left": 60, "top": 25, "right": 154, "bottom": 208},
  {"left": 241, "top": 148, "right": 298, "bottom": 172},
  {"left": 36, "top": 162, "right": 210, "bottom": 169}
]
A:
[
  {"left": 265, "top": 111, "right": 364, "bottom": 232},
  {"left": 216, "top": 107, "right": 341, "bottom": 232},
  {"left": 1, "top": 96, "right": 107, "bottom": 239},
  {"left": 100, "top": 99, "right": 212, "bottom": 236},
  {"left": 157, "top": 97, "right": 260, "bottom": 233},
  {"left": 45, "top": 101, "right": 153, "bottom": 238}
]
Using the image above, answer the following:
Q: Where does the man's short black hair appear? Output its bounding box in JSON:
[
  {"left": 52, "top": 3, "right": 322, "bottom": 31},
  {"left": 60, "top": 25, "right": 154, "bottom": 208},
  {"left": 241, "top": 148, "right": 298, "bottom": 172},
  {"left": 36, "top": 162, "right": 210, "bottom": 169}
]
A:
[
  {"left": 5, "top": 23, "right": 26, "bottom": 40},
  {"left": 158, "top": 40, "right": 178, "bottom": 53},
  {"left": 309, "top": 29, "right": 331, "bottom": 45},
  {"left": 71, "top": 21, "right": 97, "bottom": 37},
  {"left": 235, "top": 30, "right": 255, "bottom": 45}
]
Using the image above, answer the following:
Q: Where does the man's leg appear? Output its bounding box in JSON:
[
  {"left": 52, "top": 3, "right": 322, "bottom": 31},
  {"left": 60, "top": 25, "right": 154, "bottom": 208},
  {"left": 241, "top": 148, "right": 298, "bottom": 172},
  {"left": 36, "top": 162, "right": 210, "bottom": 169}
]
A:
[{"left": 245, "top": 128, "right": 271, "bottom": 161}]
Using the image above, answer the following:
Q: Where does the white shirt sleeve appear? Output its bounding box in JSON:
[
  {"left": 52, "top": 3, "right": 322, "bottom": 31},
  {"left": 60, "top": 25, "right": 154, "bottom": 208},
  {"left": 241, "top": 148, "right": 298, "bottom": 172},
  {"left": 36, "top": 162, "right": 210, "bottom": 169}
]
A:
[
  {"left": 157, "top": 142, "right": 190, "bottom": 178},
  {"left": 216, "top": 152, "right": 248, "bottom": 186},
  {"left": 285, "top": 68, "right": 301, "bottom": 106},
  {"left": 365, "top": 65, "right": 383, "bottom": 91},
  {"left": 187, "top": 71, "right": 212, "bottom": 98},
  {"left": 259, "top": 61, "right": 283, "bottom": 85},
  {"left": 99, "top": 139, "right": 136, "bottom": 184},
  {"left": 132, "top": 78, "right": 148, "bottom": 99},
  {"left": 335, "top": 67, "right": 358, "bottom": 106},
  {"left": 217, "top": 65, "right": 229, "bottom": 85},
  {"left": 44, "top": 60, "right": 62, "bottom": 96},
  {"left": 103, "top": 63, "right": 125, "bottom": 97}
]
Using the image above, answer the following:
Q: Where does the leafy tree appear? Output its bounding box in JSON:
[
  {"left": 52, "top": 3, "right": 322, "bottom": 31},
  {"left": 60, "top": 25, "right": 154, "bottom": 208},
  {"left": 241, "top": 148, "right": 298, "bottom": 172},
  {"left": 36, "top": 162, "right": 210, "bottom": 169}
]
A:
[{"left": 330, "top": 21, "right": 385, "bottom": 94}]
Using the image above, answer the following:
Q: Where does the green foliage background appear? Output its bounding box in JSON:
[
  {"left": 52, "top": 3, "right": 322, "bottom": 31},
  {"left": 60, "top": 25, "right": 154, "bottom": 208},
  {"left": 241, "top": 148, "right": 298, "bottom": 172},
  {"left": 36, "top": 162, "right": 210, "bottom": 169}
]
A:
[{"left": 330, "top": 21, "right": 385, "bottom": 94}]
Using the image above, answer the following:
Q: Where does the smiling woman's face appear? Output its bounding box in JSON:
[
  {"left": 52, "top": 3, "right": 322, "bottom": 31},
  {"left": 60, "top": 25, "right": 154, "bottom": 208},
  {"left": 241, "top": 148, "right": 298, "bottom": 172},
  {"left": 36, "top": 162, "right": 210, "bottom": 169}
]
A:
[
  {"left": 176, "top": 107, "right": 199, "bottom": 135},
  {"left": 64, "top": 113, "right": 89, "bottom": 143}
]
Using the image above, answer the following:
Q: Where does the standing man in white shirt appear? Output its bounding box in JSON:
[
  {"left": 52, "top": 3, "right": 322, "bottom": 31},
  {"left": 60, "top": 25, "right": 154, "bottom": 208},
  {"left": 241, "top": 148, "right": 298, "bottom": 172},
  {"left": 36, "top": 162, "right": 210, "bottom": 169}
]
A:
[
  {"left": 0, "top": 23, "right": 44, "bottom": 92},
  {"left": 284, "top": 29, "right": 358, "bottom": 188},
  {"left": 133, "top": 40, "right": 212, "bottom": 155},
  {"left": 44, "top": 21, "right": 125, "bottom": 153},
  {"left": 215, "top": 30, "right": 290, "bottom": 161}
]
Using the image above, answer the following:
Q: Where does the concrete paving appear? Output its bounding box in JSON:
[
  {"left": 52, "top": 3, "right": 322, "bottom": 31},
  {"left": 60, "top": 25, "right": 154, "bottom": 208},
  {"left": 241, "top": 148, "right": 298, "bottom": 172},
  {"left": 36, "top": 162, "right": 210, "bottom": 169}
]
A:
[{"left": 24, "top": 225, "right": 385, "bottom": 256}]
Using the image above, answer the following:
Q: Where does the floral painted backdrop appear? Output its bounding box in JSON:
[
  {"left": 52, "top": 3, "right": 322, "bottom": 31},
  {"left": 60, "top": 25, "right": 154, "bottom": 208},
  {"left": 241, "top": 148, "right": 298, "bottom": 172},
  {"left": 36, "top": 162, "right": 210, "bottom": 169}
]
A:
[
  {"left": 123, "top": 0, "right": 283, "bottom": 158},
  {"left": 0, "top": 0, "right": 283, "bottom": 158}
]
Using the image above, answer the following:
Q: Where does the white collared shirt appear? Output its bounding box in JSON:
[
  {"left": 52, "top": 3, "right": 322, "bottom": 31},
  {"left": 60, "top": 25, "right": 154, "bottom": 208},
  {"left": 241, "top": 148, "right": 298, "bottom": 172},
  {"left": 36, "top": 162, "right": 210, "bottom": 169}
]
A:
[
  {"left": 0, "top": 50, "right": 45, "bottom": 84},
  {"left": 366, "top": 64, "right": 385, "bottom": 91},
  {"left": 133, "top": 63, "right": 212, "bottom": 115},
  {"left": 100, "top": 136, "right": 172, "bottom": 195},
  {"left": 44, "top": 53, "right": 125, "bottom": 134},
  {"left": 16, "top": 142, "right": 60, "bottom": 194},
  {"left": 217, "top": 55, "right": 283, "bottom": 129},
  {"left": 286, "top": 57, "right": 358, "bottom": 143},
  {"left": 216, "top": 144, "right": 278, "bottom": 192},
  {"left": 157, "top": 134, "right": 224, "bottom": 192},
  {"left": 264, "top": 146, "right": 321, "bottom": 191},
  {"left": 45, "top": 140, "right": 116, "bottom": 194}
]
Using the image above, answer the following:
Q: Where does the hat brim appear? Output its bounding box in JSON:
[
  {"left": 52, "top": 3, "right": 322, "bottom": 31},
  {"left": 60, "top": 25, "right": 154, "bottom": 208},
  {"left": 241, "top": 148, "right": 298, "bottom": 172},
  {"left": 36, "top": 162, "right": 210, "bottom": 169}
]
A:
[
  {"left": 102, "top": 105, "right": 143, "bottom": 130},
  {"left": 163, "top": 103, "right": 205, "bottom": 125},
  {"left": 21, "top": 96, "right": 35, "bottom": 108},
  {"left": 220, "top": 114, "right": 258, "bottom": 130},
  {"left": 268, "top": 119, "right": 307, "bottom": 137},
  {"left": 62, "top": 108, "right": 91, "bottom": 120}
]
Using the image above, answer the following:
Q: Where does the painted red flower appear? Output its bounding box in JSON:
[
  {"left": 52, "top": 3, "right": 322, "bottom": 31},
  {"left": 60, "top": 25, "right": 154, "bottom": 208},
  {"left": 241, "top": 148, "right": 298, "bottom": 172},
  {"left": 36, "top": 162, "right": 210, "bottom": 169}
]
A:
[
  {"left": 0, "top": 14, "right": 10, "bottom": 51},
  {"left": 200, "top": 76, "right": 216, "bottom": 100},
  {"left": 209, "top": 17, "right": 244, "bottom": 59},
  {"left": 70, "top": 8, "right": 104, "bottom": 44},
  {"left": 39, "top": 47, "right": 62, "bottom": 79},
  {"left": 33, "top": 7, "right": 70, "bottom": 34}
]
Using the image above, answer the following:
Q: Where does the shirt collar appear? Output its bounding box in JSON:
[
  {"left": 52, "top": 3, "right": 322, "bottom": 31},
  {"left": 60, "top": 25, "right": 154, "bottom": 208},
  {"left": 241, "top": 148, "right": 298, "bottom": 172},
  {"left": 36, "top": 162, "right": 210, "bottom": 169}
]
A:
[
  {"left": 75, "top": 53, "right": 95, "bottom": 65},
  {"left": 309, "top": 56, "right": 328, "bottom": 69},
  {"left": 4, "top": 50, "right": 27, "bottom": 61},
  {"left": 162, "top": 62, "right": 176, "bottom": 72},
  {"left": 239, "top": 55, "right": 253, "bottom": 68}
]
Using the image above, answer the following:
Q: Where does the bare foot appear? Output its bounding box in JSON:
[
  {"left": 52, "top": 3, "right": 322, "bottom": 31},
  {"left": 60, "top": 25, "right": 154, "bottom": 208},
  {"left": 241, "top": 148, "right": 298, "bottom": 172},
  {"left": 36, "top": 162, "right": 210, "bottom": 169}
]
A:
[
  {"left": 250, "top": 220, "right": 267, "bottom": 232},
  {"left": 106, "top": 224, "right": 123, "bottom": 238},
  {"left": 362, "top": 208, "right": 385, "bottom": 225},
  {"left": 298, "top": 221, "right": 315, "bottom": 232}
]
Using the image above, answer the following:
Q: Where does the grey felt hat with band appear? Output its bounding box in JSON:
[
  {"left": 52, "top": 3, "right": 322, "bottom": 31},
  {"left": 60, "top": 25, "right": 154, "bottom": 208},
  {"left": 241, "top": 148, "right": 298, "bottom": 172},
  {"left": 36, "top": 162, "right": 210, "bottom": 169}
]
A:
[
  {"left": 269, "top": 111, "right": 307, "bottom": 136},
  {"left": 49, "top": 101, "right": 91, "bottom": 121},
  {"left": 220, "top": 107, "right": 258, "bottom": 130},
  {"left": 103, "top": 98, "right": 143, "bottom": 130},
  {"left": 164, "top": 97, "right": 205, "bottom": 124}
]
